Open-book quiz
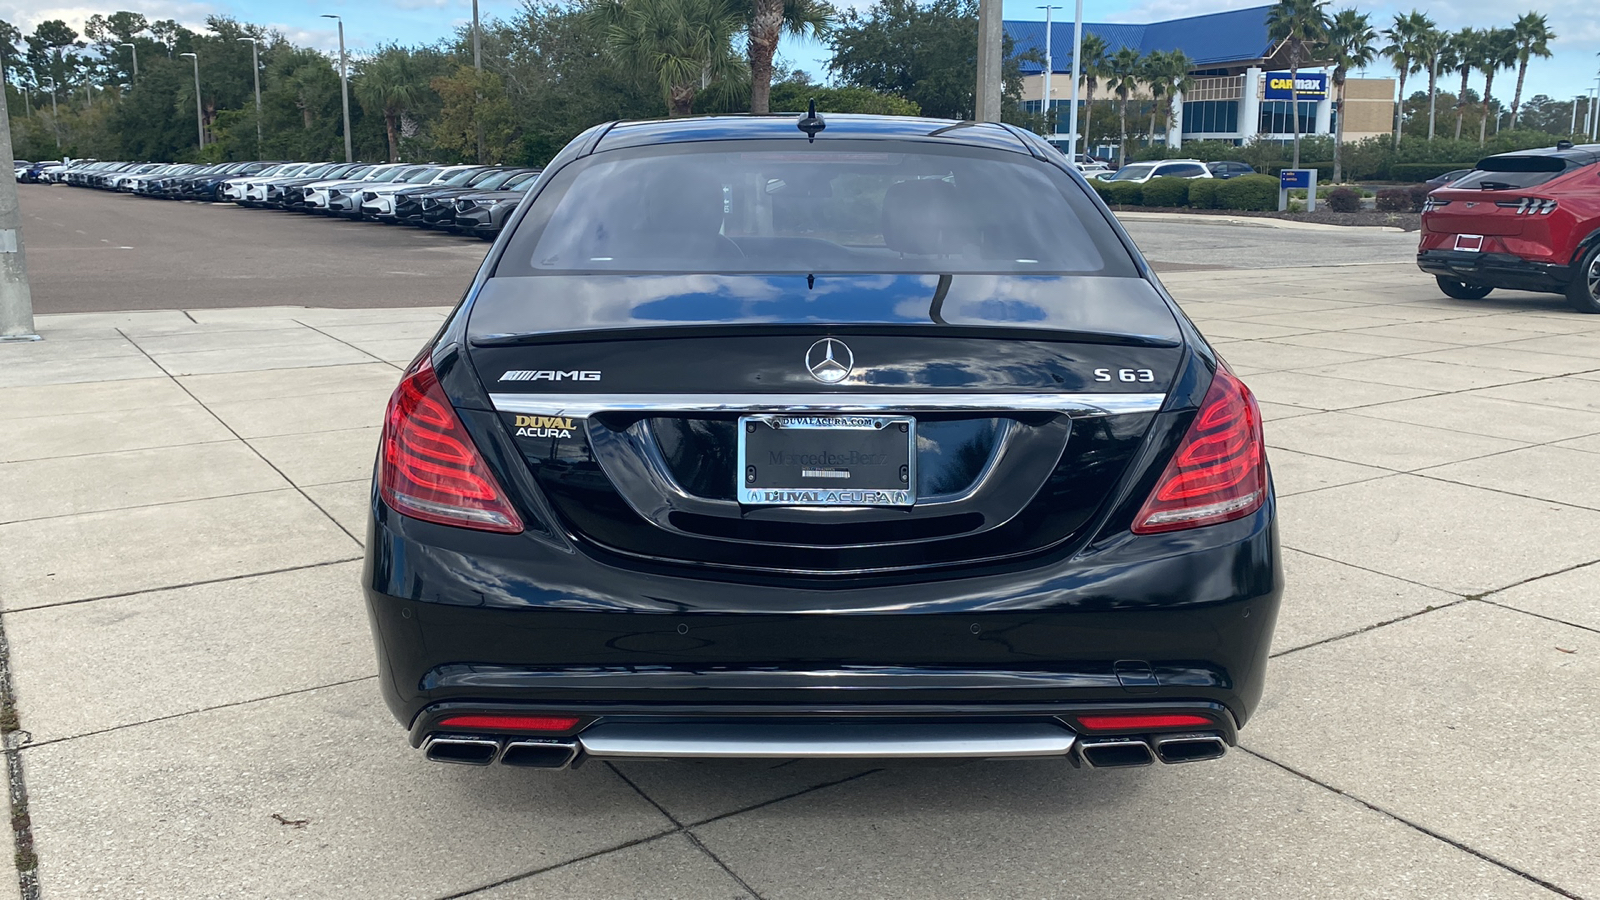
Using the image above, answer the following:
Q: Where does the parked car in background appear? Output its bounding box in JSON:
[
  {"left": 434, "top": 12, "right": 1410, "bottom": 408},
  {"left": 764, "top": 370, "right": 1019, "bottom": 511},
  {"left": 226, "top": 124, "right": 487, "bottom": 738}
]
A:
[
  {"left": 388, "top": 167, "right": 513, "bottom": 224},
  {"left": 1425, "top": 168, "right": 1474, "bottom": 189},
  {"left": 450, "top": 170, "right": 542, "bottom": 238},
  {"left": 1419, "top": 142, "right": 1600, "bottom": 313},
  {"left": 357, "top": 165, "right": 480, "bottom": 221},
  {"left": 1206, "top": 161, "right": 1255, "bottom": 180},
  {"left": 1099, "top": 159, "right": 1214, "bottom": 183}
]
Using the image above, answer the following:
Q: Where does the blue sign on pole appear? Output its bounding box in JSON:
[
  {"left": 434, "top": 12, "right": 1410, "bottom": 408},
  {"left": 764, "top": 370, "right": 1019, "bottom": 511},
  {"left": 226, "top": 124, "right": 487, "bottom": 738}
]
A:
[
  {"left": 1264, "top": 72, "right": 1328, "bottom": 100},
  {"left": 1279, "top": 169, "right": 1311, "bottom": 190}
]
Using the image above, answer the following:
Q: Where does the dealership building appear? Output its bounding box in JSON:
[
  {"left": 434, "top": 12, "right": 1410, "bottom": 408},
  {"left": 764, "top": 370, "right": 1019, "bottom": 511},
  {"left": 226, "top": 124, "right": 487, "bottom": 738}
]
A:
[{"left": 1004, "top": 5, "right": 1396, "bottom": 150}]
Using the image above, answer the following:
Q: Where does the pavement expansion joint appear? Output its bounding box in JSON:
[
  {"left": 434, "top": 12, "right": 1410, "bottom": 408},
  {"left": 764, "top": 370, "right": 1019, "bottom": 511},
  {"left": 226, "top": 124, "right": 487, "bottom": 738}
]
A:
[
  {"left": 1269, "top": 598, "right": 1469, "bottom": 659},
  {"left": 1235, "top": 747, "right": 1585, "bottom": 900},
  {"left": 0, "top": 613, "right": 41, "bottom": 900}
]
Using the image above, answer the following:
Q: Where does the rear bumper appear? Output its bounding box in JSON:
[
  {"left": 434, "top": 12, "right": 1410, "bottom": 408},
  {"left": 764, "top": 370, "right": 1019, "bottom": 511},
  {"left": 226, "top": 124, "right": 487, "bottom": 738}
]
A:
[
  {"left": 1418, "top": 249, "right": 1571, "bottom": 293},
  {"left": 363, "top": 489, "right": 1283, "bottom": 741}
]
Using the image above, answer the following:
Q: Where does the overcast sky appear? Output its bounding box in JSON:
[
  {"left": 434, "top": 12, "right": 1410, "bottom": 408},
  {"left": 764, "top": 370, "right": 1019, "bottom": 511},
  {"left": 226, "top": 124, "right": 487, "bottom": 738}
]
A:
[{"left": 2, "top": 0, "right": 1595, "bottom": 105}]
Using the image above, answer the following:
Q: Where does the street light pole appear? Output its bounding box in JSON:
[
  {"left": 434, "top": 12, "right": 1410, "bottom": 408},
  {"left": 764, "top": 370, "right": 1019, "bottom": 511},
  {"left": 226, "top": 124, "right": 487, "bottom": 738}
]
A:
[
  {"left": 238, "top": 38, "right": 262, "bottom": 156},
  {"left": 42, "top": 76, "right": 59, "bottom": 150},
  {"left": 180, "top": 52, "right": 203, "bottom": 150},
  {"left": 974, "top": 0, "right": 1003, "bottom": 121},
  {"left": 473, "top": 0, "right": 484, "bottom": 164},
  {"left": 0, "top": 81, "right": 39, "bottom": 342},
  {"left": 1038, "top": 6, "right": 1060, "bottom": 137},
  {"left": 322, "top": 15, "right": 353, "bottom": 163},
  {"left": 1067, "top": 0, "right": 1084, "bottom": 160},
  {"left": 120, "top": 43, "right": 138, "bottom": 78}
]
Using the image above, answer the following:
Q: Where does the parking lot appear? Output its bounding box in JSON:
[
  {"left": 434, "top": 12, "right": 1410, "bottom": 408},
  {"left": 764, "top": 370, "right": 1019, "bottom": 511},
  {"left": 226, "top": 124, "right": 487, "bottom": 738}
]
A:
[{"left": 2, "top": 187, "right": 1597, "bottom": 899}]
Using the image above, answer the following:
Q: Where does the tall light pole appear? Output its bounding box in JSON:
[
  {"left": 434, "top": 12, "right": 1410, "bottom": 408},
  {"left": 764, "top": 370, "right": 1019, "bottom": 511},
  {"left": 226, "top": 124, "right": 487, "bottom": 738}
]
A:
[
  {"left": 322, "top": 15, "right": 353, "bottom": 163},
  {"left": 120, "top": 43, "right": 138, "bottom": 78},
  {"left": 1, "top": 78, "right": 39, "bottom": 341},
  {"left": 238, "top": 38, "right": 262, "bottom": 155},
  {"left": 180, "top": 52, "right": 203, "bottom": 150},
  {"left": 1038, "top": 6, "right": 1060, "bottom": 136},
  {"left": 975, "top": 0, "right": 1002, "bottom": 121},
  {"left": 1067, "top": 0, "right": 1084, "bottom": 160},
  {"left": 42, "top": 76, "right": 59, "bottom": 150},
  {"left": 473, "top": 0, "right": 484, "bottom": 164}
]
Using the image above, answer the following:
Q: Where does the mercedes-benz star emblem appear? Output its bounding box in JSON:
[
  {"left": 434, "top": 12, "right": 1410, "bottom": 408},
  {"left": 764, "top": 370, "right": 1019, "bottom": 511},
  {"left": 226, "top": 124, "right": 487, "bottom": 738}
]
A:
[{"left": 805, "top": 338, "right": 853, "bottom": 384}]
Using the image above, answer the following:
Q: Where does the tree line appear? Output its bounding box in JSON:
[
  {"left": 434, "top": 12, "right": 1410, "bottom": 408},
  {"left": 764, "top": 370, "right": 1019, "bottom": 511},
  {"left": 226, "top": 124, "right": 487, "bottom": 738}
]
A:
[{"left": 0, "top": 0, "right": 1573, "bottom": 173}]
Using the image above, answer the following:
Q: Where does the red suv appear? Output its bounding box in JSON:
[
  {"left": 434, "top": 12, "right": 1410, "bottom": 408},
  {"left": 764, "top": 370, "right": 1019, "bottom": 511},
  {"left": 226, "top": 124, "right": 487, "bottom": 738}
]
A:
[{"left": 1418, "top": 142, "right": 1600, "bottom": 313}]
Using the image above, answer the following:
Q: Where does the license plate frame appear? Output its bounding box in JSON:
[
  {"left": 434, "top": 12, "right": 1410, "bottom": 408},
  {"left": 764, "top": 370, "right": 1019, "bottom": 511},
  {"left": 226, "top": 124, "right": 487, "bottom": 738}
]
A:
[{"left": 737, "top": 414, "right": 916, "bottom": 507}]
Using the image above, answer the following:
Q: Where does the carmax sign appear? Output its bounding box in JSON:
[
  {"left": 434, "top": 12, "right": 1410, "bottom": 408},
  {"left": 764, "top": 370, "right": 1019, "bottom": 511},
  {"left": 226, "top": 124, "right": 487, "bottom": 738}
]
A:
[{"left": 1265, "top": 72, "right": 1328, "bottom": 100}]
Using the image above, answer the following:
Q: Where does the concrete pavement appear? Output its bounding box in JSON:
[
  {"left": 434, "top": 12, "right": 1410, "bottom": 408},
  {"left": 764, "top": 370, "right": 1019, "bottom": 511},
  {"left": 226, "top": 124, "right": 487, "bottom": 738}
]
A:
[{"left": 3, "top": 198, "right": 1600, "bottom": 898}]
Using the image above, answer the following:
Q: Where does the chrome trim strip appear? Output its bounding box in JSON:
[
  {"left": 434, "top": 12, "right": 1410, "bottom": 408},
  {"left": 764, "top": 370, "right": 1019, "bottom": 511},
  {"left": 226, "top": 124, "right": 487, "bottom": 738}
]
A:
[
  {"left": 489, "top": 392, "right": 1166, "bottom": 418},
  {"left": 577, "top": 722, "right": 1078, "bottom": 759}
]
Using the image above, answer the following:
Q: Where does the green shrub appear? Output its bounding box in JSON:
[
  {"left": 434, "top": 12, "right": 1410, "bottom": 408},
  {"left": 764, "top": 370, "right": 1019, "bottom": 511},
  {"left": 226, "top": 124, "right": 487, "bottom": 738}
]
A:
[
  {"left": 1326, "top": 187, "right": 1361, "bottom": 212},
  {"left": 1187, "top": 179, "right": 1221, "bottom": 209},
  {"left": 1140, "top": 177, "right": 1191, "bottom": 207},
  {"left": 1375, "top": 188, "right": 1411, "bottom": 212},
  {"left": 1214, "top": 174, "right": 1278, "bottom": 211},
  {"left": 1406, "top": 183, "right": 1432, "bottom": 212},
  {"left": 1389, "top": 162, "right": 1476, "bottom": 182},
  {"left": 1100, "top": 181, "right": 1143, "bottom": 206}
]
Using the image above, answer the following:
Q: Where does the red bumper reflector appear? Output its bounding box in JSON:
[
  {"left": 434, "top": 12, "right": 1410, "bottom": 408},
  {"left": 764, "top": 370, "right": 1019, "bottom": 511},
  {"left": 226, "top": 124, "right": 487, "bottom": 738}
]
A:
[
  {"left": 437, "top": 715, "right": 580, "bottom": 733},
  {"left": 1074, "top": 714, "right": 1213, "bottom": 732}
]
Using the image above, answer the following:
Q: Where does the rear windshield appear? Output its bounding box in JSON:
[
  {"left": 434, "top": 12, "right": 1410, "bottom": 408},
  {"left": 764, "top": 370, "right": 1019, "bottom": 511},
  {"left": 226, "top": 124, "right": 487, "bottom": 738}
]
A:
[
  {"left": 1452, "top": 155, "right": 1576, "bottom": 190},
  {"left": 502, "top": 141, "right": 1132, "bottom": 276},
  {"left": 1109, "top": 164, "right": 1155, "bottom": 182}
]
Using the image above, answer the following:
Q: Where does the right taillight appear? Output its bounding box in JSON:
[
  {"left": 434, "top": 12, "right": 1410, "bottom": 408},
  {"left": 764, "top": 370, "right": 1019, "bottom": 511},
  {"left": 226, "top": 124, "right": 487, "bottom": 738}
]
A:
[
  {"left": 378, "top": 355, "right": 524, "bottom": 534},
  {"left": 1132, "top": 365, "right": 1266, "bottom": 534}
]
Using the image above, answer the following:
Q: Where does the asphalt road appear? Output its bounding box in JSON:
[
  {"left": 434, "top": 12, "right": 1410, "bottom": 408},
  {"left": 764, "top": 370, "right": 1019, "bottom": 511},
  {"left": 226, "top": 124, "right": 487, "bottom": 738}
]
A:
[
  {"left": 15, "top": 184, "right": 1420, "bottom": 314},
  {"left": 15, "top": 184, "right": 492, "bottom": 314}
]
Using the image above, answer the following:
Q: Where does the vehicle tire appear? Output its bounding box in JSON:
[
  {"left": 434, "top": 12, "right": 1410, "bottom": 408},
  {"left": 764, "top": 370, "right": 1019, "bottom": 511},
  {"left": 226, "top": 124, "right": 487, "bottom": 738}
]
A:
[
  {"left": 1567, "top": 244, "right": 1600, "bottom": 314},
  {"left": 1435, "top": 276, "right": 1493, "bottom": 300}
]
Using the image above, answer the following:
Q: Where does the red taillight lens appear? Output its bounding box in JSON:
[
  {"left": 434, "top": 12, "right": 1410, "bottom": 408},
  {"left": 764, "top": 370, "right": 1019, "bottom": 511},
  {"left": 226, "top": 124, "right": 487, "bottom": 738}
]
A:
[
  {"left": 1074, "top": 713, "right": 1214, "bottom": 732},
  {"left": 436, "top": 715, "right": 580, "bottom": 732},
  {"left": 378, "top": 355, "right": 523, "bottom": 533},
  {"left": 1132, "top": 365, "right": 1266, "bottom": 534}
]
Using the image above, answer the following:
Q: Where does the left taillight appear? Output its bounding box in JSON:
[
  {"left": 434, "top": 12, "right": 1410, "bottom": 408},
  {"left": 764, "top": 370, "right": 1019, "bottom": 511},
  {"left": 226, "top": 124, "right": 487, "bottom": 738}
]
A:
[
  {"left": 378, "top": 355, "right": 524, "bottom": 533},
  {"left": 1131, "top": 364, "right": 1266, "bottom": 535}
]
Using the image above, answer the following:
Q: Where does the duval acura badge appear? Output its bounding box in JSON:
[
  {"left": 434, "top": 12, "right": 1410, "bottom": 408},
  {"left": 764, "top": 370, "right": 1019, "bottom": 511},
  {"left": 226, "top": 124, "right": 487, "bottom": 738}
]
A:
[{"left": 366, "top": 112, "right": 1279, "bottom": 772}]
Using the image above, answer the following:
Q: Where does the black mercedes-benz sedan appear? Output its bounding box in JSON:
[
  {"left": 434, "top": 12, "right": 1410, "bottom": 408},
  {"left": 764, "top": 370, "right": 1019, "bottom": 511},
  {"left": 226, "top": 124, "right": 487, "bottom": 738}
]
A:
[{"left": 364, "top": 113, "right": 1280, "bottom": 772}]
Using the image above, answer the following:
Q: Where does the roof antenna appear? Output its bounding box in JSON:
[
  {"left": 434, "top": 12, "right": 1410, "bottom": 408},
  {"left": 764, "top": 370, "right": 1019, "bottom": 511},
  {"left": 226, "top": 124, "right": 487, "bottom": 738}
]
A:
[{"left": 797, "top": 99, "right": 826, "bottom": 143}]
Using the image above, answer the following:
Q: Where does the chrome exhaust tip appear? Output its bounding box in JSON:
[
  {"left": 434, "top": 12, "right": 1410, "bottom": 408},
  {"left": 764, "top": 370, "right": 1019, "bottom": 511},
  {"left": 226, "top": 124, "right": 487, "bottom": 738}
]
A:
[
  {"left": 499, "top": 740, "right": 579, "bottom": 769},
  {"left": 1153, "top": 733, "right": 1227, "bottom": 764},
  {"left": 423, "top": 734, "right": 500, "bottom": 766},
  {"left": 1079, "top": 738, "right": 1155, "bottom": 768}
]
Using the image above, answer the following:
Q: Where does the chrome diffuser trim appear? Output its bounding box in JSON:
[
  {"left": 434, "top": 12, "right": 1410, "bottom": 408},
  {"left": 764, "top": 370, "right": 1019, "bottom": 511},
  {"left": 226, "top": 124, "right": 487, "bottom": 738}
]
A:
[
  {"left": 576, "top": 721, "right": 1078, "bottom": 759},
  {"left": 489, "top": 392, "right": 1166, "bottom": 419}
]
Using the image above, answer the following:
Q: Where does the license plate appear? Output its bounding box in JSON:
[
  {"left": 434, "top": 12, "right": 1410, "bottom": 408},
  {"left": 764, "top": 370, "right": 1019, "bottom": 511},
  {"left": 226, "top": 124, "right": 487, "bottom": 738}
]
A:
[
  {"left": 1454, "top": 234, "right": 1485, "bottom": 252},
  {"left": 737, "top": 415, "right": 915, "bottom": 506}
]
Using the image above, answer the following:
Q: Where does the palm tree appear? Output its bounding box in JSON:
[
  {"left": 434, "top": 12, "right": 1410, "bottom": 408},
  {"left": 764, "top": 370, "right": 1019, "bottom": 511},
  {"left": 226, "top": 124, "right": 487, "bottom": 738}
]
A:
[
  {"left": 1075, "top": 33, "right": 1109, "bottom": 158},
  {"left": 1158, "top": 50, "right": 1195, "bottom": 147},
  {"left": 1447, "top": 27, "right": 1479, "bottom": 139},
  {"left": 1507, "top": 12, "right": 1555, "bottom": 126},
  {"left": 1327, "top": 9, "right": 1376, "bottom": 184},
  {"left": 1141, "top": 50, "right": 1168, "bottom": 149},
  {"left": 1414, "top": 23, "right": 1445, "bottom": 139},
  {"left": 747, "top": 0, "right": 833, "bottom": 114},
  {"left": 353, "top": 46, "right": 431, "bottom": 162},
  {"left": 587, "top": 0, "right": 747, "bottom": 117},
  {"left": 1382, "top": 11, "right": 1430, "bottom": 147},
  {"left": 1105, "top": 47, "right": 1143, "bottom": 165},
  {"left": 1265, "top": 0, "right": 1331, "bottom": 170},
  {"left": 1476, "top": 27, "right": 1518, "bottom": 144}
]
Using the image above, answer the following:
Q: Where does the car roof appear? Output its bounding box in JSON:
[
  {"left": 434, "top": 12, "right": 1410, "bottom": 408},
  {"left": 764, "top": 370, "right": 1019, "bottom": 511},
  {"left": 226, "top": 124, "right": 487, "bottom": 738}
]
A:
[
  {"left": 1484, "top": 143, "right": 1600, "bottom": 165},
  {"left": 592, "top": 114, "right": 1033, "bottom": 156}
]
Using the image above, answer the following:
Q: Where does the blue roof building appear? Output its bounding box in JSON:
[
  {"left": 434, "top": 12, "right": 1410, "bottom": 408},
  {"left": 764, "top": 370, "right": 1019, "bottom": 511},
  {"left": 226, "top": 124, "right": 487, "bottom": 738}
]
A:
[{"left": 1005, "top": 6, "right": 1394, "bottom": 154}]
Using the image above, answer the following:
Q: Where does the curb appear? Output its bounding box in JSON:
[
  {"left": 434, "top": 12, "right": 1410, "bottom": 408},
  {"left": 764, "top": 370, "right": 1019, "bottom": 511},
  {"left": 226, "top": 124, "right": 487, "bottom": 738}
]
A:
[{"left": 1113, "top": 211, "right": 1407, "bottom": 234}]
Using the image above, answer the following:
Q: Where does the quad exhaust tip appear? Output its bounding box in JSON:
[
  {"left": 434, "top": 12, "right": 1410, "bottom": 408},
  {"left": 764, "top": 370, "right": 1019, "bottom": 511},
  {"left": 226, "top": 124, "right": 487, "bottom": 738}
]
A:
[{"left": 420, "top": 727, "right": 1225, "bottom": 770}]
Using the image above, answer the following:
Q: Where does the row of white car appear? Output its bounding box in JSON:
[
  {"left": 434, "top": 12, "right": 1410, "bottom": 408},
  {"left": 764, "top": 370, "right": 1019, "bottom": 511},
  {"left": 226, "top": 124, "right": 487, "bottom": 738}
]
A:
[{"left": 34, "top": 158, "right": 543, "bottom": 239}]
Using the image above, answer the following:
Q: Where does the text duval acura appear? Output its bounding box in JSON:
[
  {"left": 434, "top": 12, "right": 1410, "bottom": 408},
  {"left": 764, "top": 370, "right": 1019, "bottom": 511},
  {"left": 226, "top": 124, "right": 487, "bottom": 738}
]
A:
[{"left": 364, "top": 113, "right": 1281, "bottom": 772}]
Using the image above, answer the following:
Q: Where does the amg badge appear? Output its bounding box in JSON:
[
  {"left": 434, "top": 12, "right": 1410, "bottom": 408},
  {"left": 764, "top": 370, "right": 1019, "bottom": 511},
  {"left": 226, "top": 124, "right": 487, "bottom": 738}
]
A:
[{"left": 499, "top": 370, "right": 602, "bottom": 382}]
